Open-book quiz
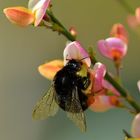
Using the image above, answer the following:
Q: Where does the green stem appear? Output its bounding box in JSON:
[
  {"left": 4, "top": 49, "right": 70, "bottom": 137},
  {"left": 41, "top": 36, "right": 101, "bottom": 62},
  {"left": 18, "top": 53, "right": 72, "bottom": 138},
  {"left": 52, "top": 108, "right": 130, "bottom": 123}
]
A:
[
  {"left": 105, "top": 73, "right": 127, "bottom": 97},
  {"left": 90, "top": 54, "right": 140, "bottom": 113},
  {"left": 106, "top": 73, "right": 140, "bottom": 113},
  {"left": 46, "top": 10, "right": 75, "bottom": 41},
  {"left": 123, "top": 130, "right": 133, "bottom": 138},
  {"left": 46, "top": 10, "right": 140, "bottom": 113},
  {"left": 117, "top": 0, "right": 135, "bottom": 14}
]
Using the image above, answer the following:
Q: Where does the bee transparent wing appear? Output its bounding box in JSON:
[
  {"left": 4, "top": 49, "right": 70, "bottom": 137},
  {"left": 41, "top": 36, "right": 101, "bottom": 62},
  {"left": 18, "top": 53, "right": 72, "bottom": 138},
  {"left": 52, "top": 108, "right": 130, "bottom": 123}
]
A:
[
  {"left": 66, "top": 87, "right": 87, "bottom": 132},
  {"left": 32, "top": 83, "right": 59, "bottom": 120}
]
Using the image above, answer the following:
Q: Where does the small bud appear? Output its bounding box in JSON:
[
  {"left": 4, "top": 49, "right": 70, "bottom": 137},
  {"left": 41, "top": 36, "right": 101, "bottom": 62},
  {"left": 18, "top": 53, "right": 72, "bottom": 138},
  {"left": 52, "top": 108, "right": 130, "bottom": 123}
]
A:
[
  {"left": 98, "top": 37, "right": 127, "bottom": 61},
  {"left": 69, "top": 27, "right": 77, "bottom": 38},
  {"left": 110, "top": 23, "right": 128, "bottom": 44}
]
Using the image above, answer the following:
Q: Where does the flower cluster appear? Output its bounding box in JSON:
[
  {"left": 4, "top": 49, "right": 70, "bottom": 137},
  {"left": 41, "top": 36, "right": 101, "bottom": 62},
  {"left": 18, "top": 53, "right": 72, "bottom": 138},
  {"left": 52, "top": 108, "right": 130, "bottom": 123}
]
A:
[
  {"left": 3, "top": 0, "right": 140, "bottom": 139},
  {"left": 4, "top": 0, "right": 51, "bottom": 26},
  {"left": 39, "top": 41, "right": 121, "bottom": 112}
]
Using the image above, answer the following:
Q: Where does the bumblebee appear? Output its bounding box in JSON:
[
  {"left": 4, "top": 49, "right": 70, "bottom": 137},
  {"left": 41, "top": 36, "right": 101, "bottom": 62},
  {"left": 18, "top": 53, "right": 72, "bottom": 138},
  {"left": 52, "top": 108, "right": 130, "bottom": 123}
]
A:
[{"left": 32, "top": 59, "right": 91, "bottom": 132}]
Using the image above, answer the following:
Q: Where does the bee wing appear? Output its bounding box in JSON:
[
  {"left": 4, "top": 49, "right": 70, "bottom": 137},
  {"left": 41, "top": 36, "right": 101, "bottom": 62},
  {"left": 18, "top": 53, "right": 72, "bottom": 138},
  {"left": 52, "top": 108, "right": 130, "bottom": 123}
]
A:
[
  {"left": 66, "top": 87, "right": 87, "bottom": 132},
  {"left": 32, "top": 83, "right": 59, "bottom": 120}
]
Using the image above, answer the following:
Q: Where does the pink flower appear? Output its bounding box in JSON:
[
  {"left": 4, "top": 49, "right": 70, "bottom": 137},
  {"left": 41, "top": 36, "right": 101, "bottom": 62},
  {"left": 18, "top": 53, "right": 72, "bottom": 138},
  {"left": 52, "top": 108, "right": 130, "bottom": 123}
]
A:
[
  {"left": 38, "top": 41, "right": 120, "bottom": 112},
  {"left": 3, "top": 0, "right": 50, "bottom": 26},
  {"left": 89, "top": 62, "right": 106, "bottom": 94},
  {"left": 63, "top": 41, "right": 91, "bottom": 67},
  {"left": 110, "top": 23, "right": 128, "bottom": 44},
  {"left": 89, "top": 95, "right": 118, "bottom": 112},
  {"left": 89, "top": 69, "right": 120, "bottom": 112},
  {"left": 28, "top": 0, "right": 51, "bottom": 26},
  {"left": 39, "top": 41, "right": 91, "bottom": 80},
  {"left": 98, "top": 37, "right": 127, "bottom": 61},
  {"left": 39, "top": 41, "right": 120, "bottom": 112}
]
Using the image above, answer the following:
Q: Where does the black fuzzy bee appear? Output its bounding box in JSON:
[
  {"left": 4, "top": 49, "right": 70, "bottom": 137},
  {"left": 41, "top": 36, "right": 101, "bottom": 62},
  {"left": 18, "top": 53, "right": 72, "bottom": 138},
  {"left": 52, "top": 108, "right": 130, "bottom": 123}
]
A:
[{"left": 32, "top": 59, "right": 91, "bottom": 132}]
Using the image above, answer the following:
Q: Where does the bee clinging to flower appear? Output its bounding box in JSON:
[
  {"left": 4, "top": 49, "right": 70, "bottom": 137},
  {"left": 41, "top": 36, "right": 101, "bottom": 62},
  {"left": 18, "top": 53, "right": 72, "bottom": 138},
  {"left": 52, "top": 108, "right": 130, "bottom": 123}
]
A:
[
  {"left": 32, "top": 41, "right": 92, "bottom": 132},
  {"left": 32, "top": 41, "right": 108, "bottom": 132}
]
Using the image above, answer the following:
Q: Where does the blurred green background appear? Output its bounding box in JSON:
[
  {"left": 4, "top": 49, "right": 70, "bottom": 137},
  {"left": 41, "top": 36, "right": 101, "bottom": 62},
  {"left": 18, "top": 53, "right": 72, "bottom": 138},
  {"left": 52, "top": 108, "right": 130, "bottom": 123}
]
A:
[{"left": 1, "top": 0, "right": 140, "bottom": 140}]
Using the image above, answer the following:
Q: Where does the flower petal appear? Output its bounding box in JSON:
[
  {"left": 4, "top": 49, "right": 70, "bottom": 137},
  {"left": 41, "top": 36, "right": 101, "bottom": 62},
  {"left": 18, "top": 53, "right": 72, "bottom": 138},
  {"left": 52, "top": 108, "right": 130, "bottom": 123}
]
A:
[
  {"left": 98, "top": 37, "right": 127, "bottom": 60},
  {"left": 38, "top": 60, "right": 63, "bottom": 80},
  {"left": 110, "top": 23, "right": 128, "bottom": 44},
  {"left": 32, "top": 0, "right": 51, "bottom": 26},
  {"left": 132, "top": 113, "right": 140, "bottom": 138},
  {"left": 90, "top": 62, "right": 106, "bottom": 93},
  {"left": 28, "top": 0, "right": 39, "bottom": 10},
  {"left": 3, "top": 7, "right": 34, "bottom": 26},
  {"left": 90, "top": 95, "right": 114, "bottom": 112},
  {"left": 103, "top": 80, "right": 120, "bottom": 96},
  {"left": 98, "top": 39, "right": 111, "bottom": 58},
  {"left": 63, "top": 41, "right": 91, "bottom": 67}
]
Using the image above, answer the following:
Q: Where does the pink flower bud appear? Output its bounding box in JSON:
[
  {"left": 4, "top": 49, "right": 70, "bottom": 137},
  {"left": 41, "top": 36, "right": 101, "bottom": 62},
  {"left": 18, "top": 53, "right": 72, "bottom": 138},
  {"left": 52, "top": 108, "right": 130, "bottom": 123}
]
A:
[
  {"left": 110, "top": 23, "right": 128, "bottom": 44},
  {"left": 98, "top": 37, "right": 127, "bottom": 61},
  {"left": 90, "top": 95, "right": 115, "bottom": 112}
]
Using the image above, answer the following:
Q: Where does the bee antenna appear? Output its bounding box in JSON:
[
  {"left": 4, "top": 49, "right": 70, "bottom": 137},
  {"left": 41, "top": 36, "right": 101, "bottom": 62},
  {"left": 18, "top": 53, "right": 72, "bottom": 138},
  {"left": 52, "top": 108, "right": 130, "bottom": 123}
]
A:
[{"left": 80, "top": 56, "right": 89, "bottom": 61}]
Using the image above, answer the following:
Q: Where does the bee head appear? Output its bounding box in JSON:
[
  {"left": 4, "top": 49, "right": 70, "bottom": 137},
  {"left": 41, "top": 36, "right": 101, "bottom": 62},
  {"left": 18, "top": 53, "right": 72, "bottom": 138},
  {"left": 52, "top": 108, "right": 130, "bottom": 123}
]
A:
[{"left": 66, "top": 59, "right": 82, "bottom": 72}]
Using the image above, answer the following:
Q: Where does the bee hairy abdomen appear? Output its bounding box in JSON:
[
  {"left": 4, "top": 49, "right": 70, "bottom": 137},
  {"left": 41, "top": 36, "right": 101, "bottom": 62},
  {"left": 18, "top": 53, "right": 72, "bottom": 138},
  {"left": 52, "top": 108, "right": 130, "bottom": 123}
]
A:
[{"left": 53, "top": 64, "right": 90, "bottom": 113}]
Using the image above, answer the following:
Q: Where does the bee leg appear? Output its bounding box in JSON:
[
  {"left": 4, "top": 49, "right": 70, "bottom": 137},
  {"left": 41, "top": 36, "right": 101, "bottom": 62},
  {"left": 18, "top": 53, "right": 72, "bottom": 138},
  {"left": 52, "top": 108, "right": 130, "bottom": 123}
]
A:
[
  {"left": 77, "top": 76, "right": 90, "bottom": 90},
  {"left": 82, "top": 77, "right": 90, "bottom": 90}
]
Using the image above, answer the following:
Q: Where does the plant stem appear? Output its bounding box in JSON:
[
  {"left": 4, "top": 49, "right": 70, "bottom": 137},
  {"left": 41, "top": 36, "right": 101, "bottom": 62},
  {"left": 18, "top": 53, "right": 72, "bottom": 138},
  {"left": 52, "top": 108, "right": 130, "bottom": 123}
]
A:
[
  {"left": 105, "top": 73, "right": 140, "bottom": 113},
  {"left": 123, "top": 130, "right": 133, "bottom": 138},
  {"left": 46, "top": 10, "right": 75, "bottom": 41},
  {"left": 117, "top": 0, "right": 135, "bottom": 14},
  {"left": 46, "top": 10, "right": 140, "bottom": 113},
  {"left": 90, "top": 54, "right": 140, "bottom": 113}
]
